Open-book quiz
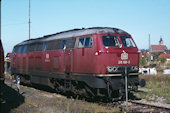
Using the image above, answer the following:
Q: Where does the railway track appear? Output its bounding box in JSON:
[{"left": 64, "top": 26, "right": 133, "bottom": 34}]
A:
[
  {"left": 98, "top": 96, "right": 170, "bottom": 112},
  {"left": 128, "top": 100, "right": 170, "bottom": 112}
]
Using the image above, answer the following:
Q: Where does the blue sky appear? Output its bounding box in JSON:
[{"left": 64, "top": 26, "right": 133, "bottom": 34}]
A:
[{"left": 2, "top": 0, "right": 170, "bottom": 55}]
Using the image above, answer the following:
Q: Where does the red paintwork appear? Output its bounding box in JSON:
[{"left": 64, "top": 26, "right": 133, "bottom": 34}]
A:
[
  {"left": 0, "top": 40, "right": 4, "bottom": 78},
  {"left": 93, "top": 34, "right": 139, "bottom": 74},
  {"left": 11, "top": 33, "right": 139, "bottom": 75}
]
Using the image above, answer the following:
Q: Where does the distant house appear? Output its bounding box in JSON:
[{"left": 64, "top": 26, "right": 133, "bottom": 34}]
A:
[
  {"left": 151, "top": 38, "right": 168, "bottom": 53},
  {"left": 139, "top": 52, "right": 149, "bottom": 58},
  {"left": 158, "top": 53, "right": 170, "bottom": 61},
  {"left": 139, "top": 51, "right": 154, "bottom": 61}
]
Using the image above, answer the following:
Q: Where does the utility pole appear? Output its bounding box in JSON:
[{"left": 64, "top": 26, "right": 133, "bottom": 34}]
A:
[
  {"left": 125, "top": 67, "right": 128, "bottom": 112},
  {"left": 148, "top": 34, "right": 151, "bottom": 61},
  {"left": 29, "top": 0, "right": 31, "bottom": 40}
]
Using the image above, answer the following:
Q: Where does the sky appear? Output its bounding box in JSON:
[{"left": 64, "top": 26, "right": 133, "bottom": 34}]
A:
[{"left": 1, "top": 0, "right": 170, "bottom": 55}]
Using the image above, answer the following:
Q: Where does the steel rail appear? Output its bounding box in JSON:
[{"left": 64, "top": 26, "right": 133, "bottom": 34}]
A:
[{"left": 128, "top": 100, "right": 170, "bottom": 111}]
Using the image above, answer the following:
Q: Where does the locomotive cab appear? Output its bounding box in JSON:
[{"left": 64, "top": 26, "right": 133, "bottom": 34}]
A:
[
  {"left": 95, "top": 34, "right": 139, "bottom": 74},
  {"left": 93, "top": 33, "right": 141, "bottom": 97}
]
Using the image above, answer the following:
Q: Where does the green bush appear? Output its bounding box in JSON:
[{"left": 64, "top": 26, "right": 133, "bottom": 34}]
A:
[
  {"left": 140, "top": 57, "right": 147, "bottom": 66},
  {"left": 159, "top": 57, "right": 166, "bottom": 64}
]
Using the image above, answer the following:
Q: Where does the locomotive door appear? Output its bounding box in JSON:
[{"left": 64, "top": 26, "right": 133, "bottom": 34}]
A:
[{"left": 62, "top": 40, "right": 71, "bottom": 74}]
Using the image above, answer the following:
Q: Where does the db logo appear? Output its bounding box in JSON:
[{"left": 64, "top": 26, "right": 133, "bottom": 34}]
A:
[
  {"left": 121, "top": 50, "right": 128, "bottom": 60},
  {"left": 45, "top": 53, "right": 50, "bottom": 62},
  {"left": 46, "top": 54, "right": 49, "bottom": 59}
]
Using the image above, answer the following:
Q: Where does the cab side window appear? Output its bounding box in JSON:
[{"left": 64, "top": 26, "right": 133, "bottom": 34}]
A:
[
  {"left": 78, "top": 38, "right": 85, "bottom": 48},
  {"left": 78, "top": 37, "right": 93, "bottom": 48}
]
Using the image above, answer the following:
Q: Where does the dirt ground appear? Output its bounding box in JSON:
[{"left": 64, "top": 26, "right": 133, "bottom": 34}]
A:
[
  {"left": 2, "top": 76, "right": 169, "bottom": 113},
  {"left": 0, "top": 78, "right": 120, "bottom": 113}
]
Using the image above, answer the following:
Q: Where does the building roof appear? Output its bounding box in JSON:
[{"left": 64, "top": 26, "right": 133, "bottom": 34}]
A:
[
  {"left": 139, "top": 52, "right": 149, "bottom": 58},
  {"left": 151, "top": 45, "right": 167, "bottom": 52},
  {"left": 159, "top": 53, "right": 170, "bottom": 59}
]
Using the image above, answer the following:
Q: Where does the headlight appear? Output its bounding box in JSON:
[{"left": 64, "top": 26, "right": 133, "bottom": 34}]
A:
[
  {"left": 107, "top": 66, "right": 118, "bottom": 72},
  {"left": 131, "top": 66, "right": 138, "bottom": 71}
]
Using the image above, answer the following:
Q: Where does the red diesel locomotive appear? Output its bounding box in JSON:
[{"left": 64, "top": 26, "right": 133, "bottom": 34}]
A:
[
  {"left": 0, "top": 40, "right": 4, "bottom": 83},
  {"left": 0, "top": 39, "right": 5, "bottom": 102},
  {"left": 11, "top": 27, "right": 144, "bottom": 98}
]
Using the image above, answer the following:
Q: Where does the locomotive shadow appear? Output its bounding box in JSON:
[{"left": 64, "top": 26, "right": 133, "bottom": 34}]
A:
[
  {"left": 21, "top": 82, "right": 56, "bottom": 93},
  {"left": 128, "top": 91, "right": 141, "bottom": 100},
  {"left": 20, "top": 83, "right": 142, "bottom": 103},
  {"left": 0, "top": 84, "right": 25, "bottom": 113}
]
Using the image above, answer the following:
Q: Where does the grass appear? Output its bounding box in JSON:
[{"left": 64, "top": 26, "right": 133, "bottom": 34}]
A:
[
  {"left": 135, "top": 74, "right": 170, "bottom": 104},
  {"left": 5, "top": 73, "right": 12, "bottom": 78},
  {"left": 18, "top": 94, "right": 121, "bottom": 113},
  {"left": 4, "top": 74, "right": 121, "bottom": 113}
]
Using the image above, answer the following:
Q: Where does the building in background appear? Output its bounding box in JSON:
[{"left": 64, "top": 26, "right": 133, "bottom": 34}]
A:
[
  {"left": 159, "top": 53, "right": 170, "bottom": 61},
  {"left": 151, "top": 38, "right": 168, "bottom": 53}
]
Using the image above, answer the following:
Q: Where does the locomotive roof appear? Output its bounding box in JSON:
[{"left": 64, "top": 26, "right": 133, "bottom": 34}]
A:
[{"left": 16, "top": 27, "right": 129, "bottom": 46}]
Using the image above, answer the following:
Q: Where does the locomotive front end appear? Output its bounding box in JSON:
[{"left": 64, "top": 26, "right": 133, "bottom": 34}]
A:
[{"left": 94, "top": 33, "right": 145, "bottom": 98}]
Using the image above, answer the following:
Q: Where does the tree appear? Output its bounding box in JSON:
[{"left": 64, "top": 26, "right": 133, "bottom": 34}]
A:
[
  {"left": 152, "top": 52, "right": 162, "bottom": 61},
  {"left": 140, "top": 56, "right": 147, "bottom": 66},
  {"left": 159, "top": 57, "right": 166, "bottom": 64},
  {"left": 165, "top": 49, "right": 170, "bottom": 53}
]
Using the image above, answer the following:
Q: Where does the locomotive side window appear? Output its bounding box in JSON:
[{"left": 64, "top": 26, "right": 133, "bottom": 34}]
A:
[
  {"left": 78, "top": 38, "right": 84, "bottom": 48},
  {"left": 47, "top": 40, "right": 62, "bottom": 51},
  {"left": 46, "top": 41, "right": 53, "bottom": 50},
  {"left": 56, "top": 40, "right": 62, "bottom": 50},
  {"left": 17, "top": 46, "right": 23, "bottom": 53},
  {"left": 85, "top": 37, "right": 90, "bottom": 47},
  {"left": 61, "top": 38, "right": 76, "bottom": 49},
  {"left": 78, "top": 37, "right": 93, "bottom": 48},
  {"left": 61, "top": 40, "right": 66, "bottom": 49},
  {"left": 89, "top": 37, "right": 93, "bottom": 46},
  {"left": 23, "top": 45, "right": 28, "bottom": 53},
  {"left": 102, "top": 36, "right": 119, "bottom": 47},
  {"left": 120, "top": 36, "right": 136, "bottom": 47},
  {"left": 35, "top": 43, "right": 43, "bottom": 51},
  {"left": 85, "top": 37, "right": 93, "bottom": 47},
  {"left": 28, "top": 44, "right": 36, "bottom": 52},
  {"left": 65, "top": 37, "right": 76, "bottom": 49},
  {"left": 43, "top": 42, "right": 47, "bottom": 51}
]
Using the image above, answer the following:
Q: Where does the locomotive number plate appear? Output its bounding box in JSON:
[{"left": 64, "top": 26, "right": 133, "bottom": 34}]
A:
[{"left": 118, "top": 60, "right": 130, "bottom": 64}]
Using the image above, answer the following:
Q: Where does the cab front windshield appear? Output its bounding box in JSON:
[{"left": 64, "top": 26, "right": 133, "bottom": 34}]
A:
[
  {"left": 102, "top": 36, "right": 120, "bottom": 47},
  {"left": 120, "top": 36, "right": 136, "bottom": 47}
]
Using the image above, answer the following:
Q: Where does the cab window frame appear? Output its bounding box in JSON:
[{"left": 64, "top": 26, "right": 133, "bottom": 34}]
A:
[
  {"left": 102, "top": 35, "right": 120, "bottom": 47},
  {"left": 120, "top": 36, "right": 136, "bottom": 47},
  {"left": 77, "top": 36, "right": 93, "bottom": 48}
]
